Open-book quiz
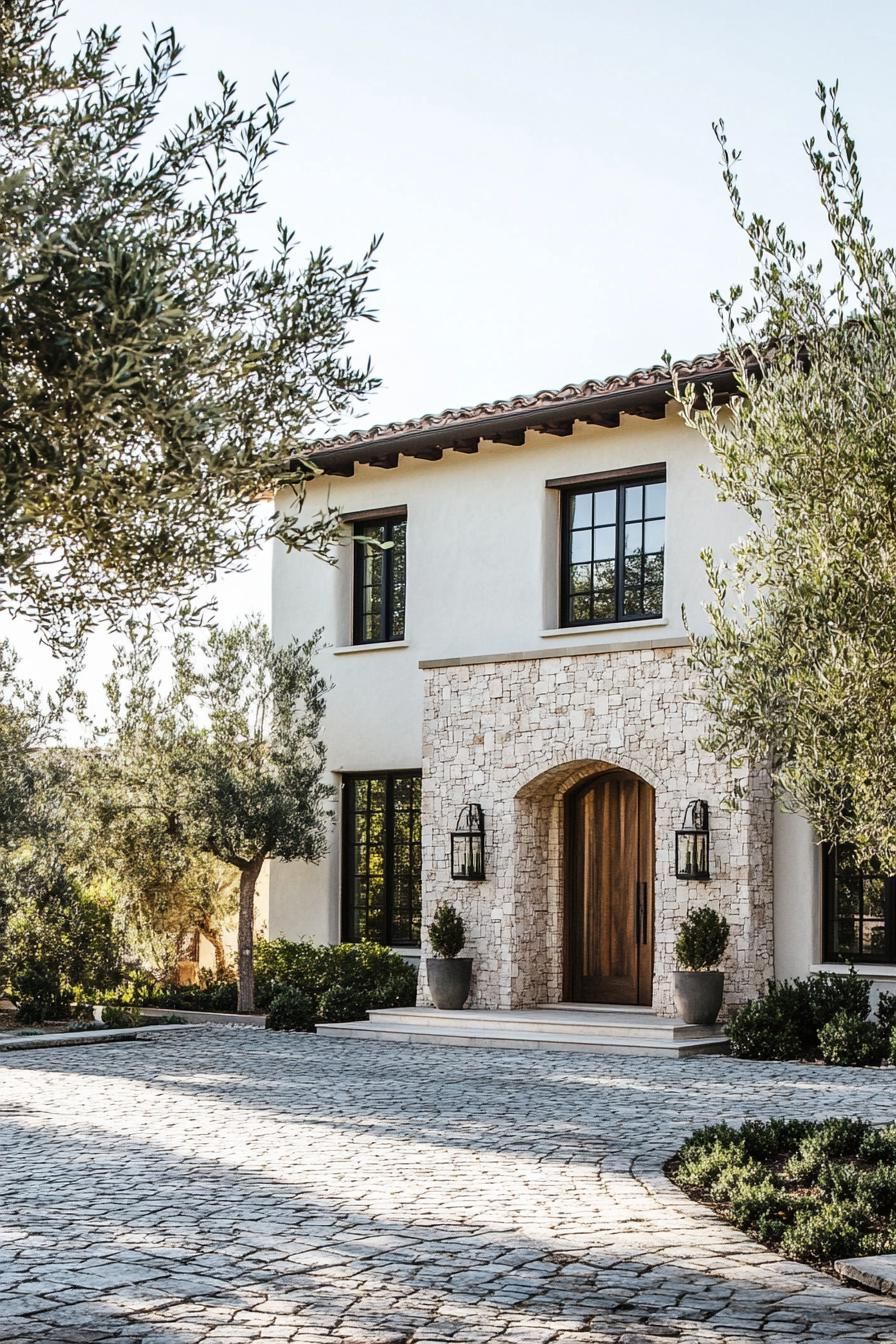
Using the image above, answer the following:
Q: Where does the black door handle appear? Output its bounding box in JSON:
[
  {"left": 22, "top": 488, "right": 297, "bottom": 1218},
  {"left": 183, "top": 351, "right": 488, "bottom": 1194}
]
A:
[{"left": 637, "top": 881, "right": 648, "bottom": 945}]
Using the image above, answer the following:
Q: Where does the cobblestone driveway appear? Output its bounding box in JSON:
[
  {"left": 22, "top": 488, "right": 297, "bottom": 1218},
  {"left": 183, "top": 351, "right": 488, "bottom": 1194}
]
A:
[{"left": 2, "top": 1030, "right": 896, "bottom": 1344}]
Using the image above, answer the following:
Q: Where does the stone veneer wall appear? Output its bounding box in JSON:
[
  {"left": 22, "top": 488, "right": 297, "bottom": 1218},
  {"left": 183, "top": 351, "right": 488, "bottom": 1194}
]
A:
[{"left": 419, "top": 643, "right": 774, "bottom": 1017}]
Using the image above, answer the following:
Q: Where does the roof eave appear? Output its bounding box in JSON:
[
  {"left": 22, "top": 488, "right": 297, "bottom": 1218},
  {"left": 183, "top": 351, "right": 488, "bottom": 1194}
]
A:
[{"left": 304, "top": 362, "right": 739, "bottom": 477}]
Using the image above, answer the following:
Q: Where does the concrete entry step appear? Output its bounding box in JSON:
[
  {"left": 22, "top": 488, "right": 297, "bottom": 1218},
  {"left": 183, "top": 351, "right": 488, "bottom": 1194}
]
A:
[{"left": 316, "top": 1005, "right": 730, "bottom": 1057}]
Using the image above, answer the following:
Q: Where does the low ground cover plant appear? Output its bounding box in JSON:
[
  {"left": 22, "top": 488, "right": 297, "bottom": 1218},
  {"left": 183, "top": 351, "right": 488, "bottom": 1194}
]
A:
[
  {"left": 669, "top": 1118, "right": 896, "bottom": 1267},
  {"left": 727, "top": 970, "right": 893, "bottom": 1065}
]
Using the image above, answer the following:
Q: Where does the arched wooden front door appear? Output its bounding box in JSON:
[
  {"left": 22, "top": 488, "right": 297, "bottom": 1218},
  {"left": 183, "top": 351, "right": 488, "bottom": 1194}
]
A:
[{"left": 565, "top": 770, "right": 654, "bottom": 1005}]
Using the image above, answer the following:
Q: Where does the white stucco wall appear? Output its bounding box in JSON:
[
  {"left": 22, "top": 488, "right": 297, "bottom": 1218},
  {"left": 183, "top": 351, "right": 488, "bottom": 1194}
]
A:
[
  {"left": 773, "top": 808, "right": 820, "bottom": 982},
  {"left": 269, "top": 406, "right": 819, "bottom": 981}
]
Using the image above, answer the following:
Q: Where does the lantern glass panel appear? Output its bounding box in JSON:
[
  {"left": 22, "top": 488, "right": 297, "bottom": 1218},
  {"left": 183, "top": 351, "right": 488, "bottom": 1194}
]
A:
[
  {"left": 676, "top": 829, "right": 709, "bottom": 880},
  {"left": 450, "top": 829, "right": 485, "bottom": 881}
]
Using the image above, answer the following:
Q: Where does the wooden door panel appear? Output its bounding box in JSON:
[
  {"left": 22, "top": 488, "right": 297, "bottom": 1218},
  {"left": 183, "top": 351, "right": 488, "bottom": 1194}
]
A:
[{"left": 566, "top": 771, "right": 653, "bottom": 1006}]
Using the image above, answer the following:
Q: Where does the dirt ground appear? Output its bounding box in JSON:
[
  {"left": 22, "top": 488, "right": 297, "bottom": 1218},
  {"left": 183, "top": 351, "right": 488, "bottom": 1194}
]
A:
[{"left": 0, "top": 1000, "right": 84, "bottom": 1035}]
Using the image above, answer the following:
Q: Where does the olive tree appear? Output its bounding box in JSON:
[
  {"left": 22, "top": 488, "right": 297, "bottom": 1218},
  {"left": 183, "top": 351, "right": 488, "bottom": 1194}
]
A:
[
  {"left": 676, "top": 83, "right": 896, "bottom": 867},
  {"left": 0, "top": 1, "right": 379, "bottom": 650},
  {"left": 82, "top": 617, "right": 330, "bottom": 1011},
  {"left": 191, "top": 620, "right": 331, "bottom": 1011}
]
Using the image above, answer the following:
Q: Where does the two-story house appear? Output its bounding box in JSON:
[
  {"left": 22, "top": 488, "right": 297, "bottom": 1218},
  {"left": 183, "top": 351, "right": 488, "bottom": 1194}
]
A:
[{"left": 266, "top": 352, "right": 885, "bottom": 1041}]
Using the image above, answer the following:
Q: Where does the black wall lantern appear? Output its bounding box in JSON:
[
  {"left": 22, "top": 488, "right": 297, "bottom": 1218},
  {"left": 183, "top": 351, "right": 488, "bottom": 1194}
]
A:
[
  {"left": 676, "top": 800, "right": 710, "bottom": 880},
  {"left": 450, "top": 803, "right": 486, "bottom": 881}
]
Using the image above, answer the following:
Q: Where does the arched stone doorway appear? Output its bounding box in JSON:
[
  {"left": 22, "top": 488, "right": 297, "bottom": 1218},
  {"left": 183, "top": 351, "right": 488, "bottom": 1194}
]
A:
[
  {"left": 565, "top": 769, "right": 654, "bottom": 1006},
  {"left": 511, "top": 758, "right": 658, "bottom": 1009}
]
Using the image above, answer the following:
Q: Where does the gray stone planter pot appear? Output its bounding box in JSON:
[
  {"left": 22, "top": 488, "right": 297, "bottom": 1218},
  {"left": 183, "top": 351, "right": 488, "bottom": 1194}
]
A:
[
  {"left": 673, "top": 970, "right": 724, "bottom": 1025},
  {"left": 427, "top": 957, "right": 473, "bottom": 1010}
]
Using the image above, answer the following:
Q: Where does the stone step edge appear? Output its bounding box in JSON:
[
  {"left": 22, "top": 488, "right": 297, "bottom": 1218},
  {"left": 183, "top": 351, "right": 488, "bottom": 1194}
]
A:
[
  {"left": 368, "top": 1008, "right": 725, "bottom": 1040},
  {"left": 316, "top": 1020, "right": 730, "bottom": 1055},
  {"left": 539, "top": 1002, "right": 656, "bottom": 1014}
]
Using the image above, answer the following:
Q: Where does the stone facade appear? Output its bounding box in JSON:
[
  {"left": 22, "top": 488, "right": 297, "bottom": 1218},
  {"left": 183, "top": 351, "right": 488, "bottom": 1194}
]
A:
[{"left": 419, "top": 641, "right": 774, "bottom": 1016}]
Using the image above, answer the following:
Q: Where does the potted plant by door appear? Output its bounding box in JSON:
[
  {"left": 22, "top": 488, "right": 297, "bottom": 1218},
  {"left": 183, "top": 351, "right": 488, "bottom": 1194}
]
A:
[
  {"left": 673, "top": 906, "right": 730, "bottom": 1025},
  {"left": 426, "top": 902, "right": 472, "bottom": 1010}
]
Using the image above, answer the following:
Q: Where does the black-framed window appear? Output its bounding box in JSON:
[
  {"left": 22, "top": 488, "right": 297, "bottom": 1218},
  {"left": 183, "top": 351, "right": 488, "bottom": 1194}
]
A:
[
  {"left": 561, "top": 475, "right": 665, "bottom": 626},
  {"left": 342, "top": 771, "right": 421, "bottom": 946},
  {"left": 823, "top": 843, "right": 896, "bottom": 963},
  {"left": 353, "top": 515, "right": 406, "bottom": 644}
]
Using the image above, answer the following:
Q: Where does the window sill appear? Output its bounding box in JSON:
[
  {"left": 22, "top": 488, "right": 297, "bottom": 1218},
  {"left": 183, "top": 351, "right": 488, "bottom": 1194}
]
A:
[
  {"left": 810, "top": 962, "right": 896, "bottom": 980},
  {"left": 332, "top": 640, "right": 409, "bottom": 656},
  {"left": 540, "top": 618, "right": 668, "bottom": 639}
]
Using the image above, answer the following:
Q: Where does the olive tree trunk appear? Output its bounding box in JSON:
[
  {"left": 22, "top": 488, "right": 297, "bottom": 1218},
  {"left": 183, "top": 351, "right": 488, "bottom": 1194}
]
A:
[
  {"left": 196, "top": 915, "right": 228, "bottom": 978},
  {"left": 237, "top": 856, "right": 264, "bottom": 1013}
]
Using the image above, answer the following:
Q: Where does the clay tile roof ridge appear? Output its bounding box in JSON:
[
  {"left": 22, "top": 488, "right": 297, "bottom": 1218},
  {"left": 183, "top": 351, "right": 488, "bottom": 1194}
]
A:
[{"left": 310, "top": 350, "right": 730, "bottom": 454}]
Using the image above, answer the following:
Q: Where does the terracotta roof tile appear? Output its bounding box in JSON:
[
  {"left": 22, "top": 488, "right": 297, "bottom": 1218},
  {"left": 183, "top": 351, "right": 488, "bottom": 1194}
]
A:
[{"left": 311, "top": 351, "right": 731, "bottom": 453}]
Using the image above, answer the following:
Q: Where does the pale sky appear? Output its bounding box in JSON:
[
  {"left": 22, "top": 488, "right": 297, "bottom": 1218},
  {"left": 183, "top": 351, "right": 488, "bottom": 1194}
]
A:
[{"left": 8, "top": 0, "right": 896, "bottom": 692}]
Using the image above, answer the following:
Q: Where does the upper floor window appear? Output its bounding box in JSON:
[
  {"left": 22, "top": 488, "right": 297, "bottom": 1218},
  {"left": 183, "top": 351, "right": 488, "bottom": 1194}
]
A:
[
  {"left": 560, "top": 474, "right": 665, "bottom": 626},
  {"left": 352, "top": 512, "right": 406, "bottom": 644},
  {"left": 823, "top": 843, "right": 896, "bottom": 964}
]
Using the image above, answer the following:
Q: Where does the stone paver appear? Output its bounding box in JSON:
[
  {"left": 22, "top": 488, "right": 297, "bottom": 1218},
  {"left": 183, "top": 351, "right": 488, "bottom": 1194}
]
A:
[{"left": 1, "top": 1029, "right": 896, "bottom": 1343}]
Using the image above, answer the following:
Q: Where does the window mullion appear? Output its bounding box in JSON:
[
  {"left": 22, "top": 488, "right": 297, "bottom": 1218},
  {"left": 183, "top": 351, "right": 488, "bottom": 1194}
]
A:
[
  {"left": 352, "top": 536, "right": 363, "bottom": 645},
  {"left": 614, "top": 484, "right": 624, "bottom": 622},
  {"left": 561, "top": 493, "right": 571, "bottom": 625},
  {"left": 385, "top": 775, "right": 395, "bottom": 944},
  {"left": 380, "top": 523, "right": 391, "bottom": 643}
]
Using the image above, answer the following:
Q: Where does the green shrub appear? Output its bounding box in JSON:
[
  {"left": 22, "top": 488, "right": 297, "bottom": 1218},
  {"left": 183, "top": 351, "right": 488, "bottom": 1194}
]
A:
[
  {"left": 255, "top": 938, "right": 327, "bottom": 1008},
  {"left": 255, "top": 938, "right": 417, "bottom": 1017},
  {"left": 104, "top": 938, "right": 417, "bottom": 1022},
  {"left": 727, "top": 973, "right": 881, "bottom": 1062},
  {"left": 727, "top": 987, "right": 809, "bottom": 1061},
  {"left": 859, "top": 1124, "right": 896, "bottom": 1164},
  {"left": 807, "top": 969, "right": 871, "bottom": 1029},
  {"left": 317, "top": 983, "right": 370, "bottom": 1024},
  {"left": 671, "top": 1118, "right": 896, "bottom": 1268},
  {"left": 856, "top": 1166, "right": 896, "bottom": 1215},
  {"left": 675, "top": 1137, "right": 748, "bottom": 1191},
  {"left": 727, "top": 1177, "right": 796, "bottom": 1244},
  {"left": 266, "top": 987, "right": 316, "bottom": 1032},
  {"left": 146, "top": 973, "right": 238, "bottom": 1013},
  {"left": 780, "top": 1201, "right": 871, "bottom": 1264},
  {"left": 0, "top": 856, "right": 123, "bottom": 1022},
  {"left": 784, "top": 1119, "right": 870, "bottom": 1183},
  {"left": 101, "top": 1005, "right": 142, "bottom": 1027},
  {"left": 876, "top": 991, "right": 896, "bottom": 1038},
  {"left": 325, "top": 942, "right": 417, "bottom": 1007},
  {"left": 816, "top": 1161, "right": 861, "bottom": 1202},
  {"left": 817, "top": 1011, "right": 886, "bottom": 1067},
  {"left": 677, "top": 1121, "right": 744, "bottom": 1156},
  {"left": 708, "top": 1158, "right": 770, "bottom": 1202},
  {"left": 97, "top": 967, "right": 166, "bottom": 1008},
  {"left": 675, "top": 906, "right": 729, "bottom": 971},
  {"left": 428, "top": 903, "right": 465, "bottom": 958},
  {"left": 739, "top": 1118, "right": 815, "bottom": 1158}
]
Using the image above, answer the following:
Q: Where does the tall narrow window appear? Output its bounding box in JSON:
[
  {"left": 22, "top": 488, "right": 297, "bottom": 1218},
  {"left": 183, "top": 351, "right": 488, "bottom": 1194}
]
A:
[
  {"left": 342, "top": 772, "right": 422, "bottom": 946},
  {"left": 823, "top": 843, "right": 896, "bottom": 963},
  {"left": 353, "top": 514, "right": 406, "bottom": 644},
  {"left": 561, "top": 475, "right": 665, "bottom": 626}
]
